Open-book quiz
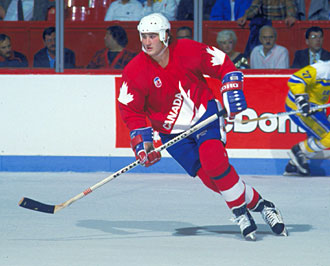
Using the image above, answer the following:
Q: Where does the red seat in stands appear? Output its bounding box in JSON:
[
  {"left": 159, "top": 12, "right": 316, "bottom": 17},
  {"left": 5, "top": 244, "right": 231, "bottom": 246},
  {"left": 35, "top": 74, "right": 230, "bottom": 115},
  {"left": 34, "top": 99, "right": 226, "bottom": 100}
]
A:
[{"left": 90, "top": 0, "right": 112, "bottom": 21}]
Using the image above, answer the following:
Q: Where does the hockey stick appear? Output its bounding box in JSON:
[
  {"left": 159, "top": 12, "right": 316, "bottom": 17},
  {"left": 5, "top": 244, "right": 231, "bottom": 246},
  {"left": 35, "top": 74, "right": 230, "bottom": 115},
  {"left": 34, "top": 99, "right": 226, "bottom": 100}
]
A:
[
  {"left": 18, "top": 109, "right": 226, "bottom": 214},
  {"left": 237, "top": 103, "right": 330, "bottom": 124}
]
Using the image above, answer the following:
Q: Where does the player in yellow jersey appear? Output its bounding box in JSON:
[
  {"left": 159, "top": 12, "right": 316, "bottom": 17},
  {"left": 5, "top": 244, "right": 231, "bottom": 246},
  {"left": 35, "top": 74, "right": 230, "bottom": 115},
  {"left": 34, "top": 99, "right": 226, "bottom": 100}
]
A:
[{"left": 284, "top": 60, "right": 330, "bottom": 176}]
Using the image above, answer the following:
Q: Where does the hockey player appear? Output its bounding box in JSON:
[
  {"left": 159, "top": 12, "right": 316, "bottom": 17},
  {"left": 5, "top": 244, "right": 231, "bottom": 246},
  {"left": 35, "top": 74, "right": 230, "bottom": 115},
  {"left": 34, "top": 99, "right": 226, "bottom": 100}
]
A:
[
  {"left": 284, "top": 60, "right": 330, "bottom": 176},
  {"left": 118, "top": 13, "right": 287, "bottom": 240}
]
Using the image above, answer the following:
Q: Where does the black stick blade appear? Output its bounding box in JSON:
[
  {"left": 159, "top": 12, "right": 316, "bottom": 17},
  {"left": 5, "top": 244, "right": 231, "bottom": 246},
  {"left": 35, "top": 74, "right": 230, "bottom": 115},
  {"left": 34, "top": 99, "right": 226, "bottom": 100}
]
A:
[{"left": 18, "top": 197, "right": 55, "bottom": 214}]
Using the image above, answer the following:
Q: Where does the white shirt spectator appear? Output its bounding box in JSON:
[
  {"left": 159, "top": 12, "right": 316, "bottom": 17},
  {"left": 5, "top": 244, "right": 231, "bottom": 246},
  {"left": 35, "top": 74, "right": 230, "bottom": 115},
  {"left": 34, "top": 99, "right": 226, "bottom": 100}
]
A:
[
  {"left": 4, "top": 0, "right": 34, "bottom": 21},
  {"left": 104, "top": 0, "right": 143, "bottom": 21},
  {"left": 250, "top": 44, "right": 289, "bottom": 69},
  {"left": 142, "top": 0, "right": 177, "bottom": 20}
]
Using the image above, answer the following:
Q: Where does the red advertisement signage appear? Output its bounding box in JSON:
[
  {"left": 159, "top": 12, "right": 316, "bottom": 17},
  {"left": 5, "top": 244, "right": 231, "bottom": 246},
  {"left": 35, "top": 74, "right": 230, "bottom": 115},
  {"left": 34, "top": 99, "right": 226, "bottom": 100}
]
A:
[{"left": 115, "top": 72, "right": 329, "bottom": 152}]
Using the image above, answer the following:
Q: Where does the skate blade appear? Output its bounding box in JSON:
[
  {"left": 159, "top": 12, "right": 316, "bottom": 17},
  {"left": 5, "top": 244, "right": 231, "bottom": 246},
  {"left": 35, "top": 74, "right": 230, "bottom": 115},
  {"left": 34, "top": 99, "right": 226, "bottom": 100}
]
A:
[
  {"left": 283, "top": 171, "right": 300, "bottom": 177},
  {"left": 280, "top": 228, "right": 289, "bottom": 237},
  {"left": 245, "top": 231, "right": 257, "bottom": 241},
  {"left": 283, "top": 171, "right": 309, "bottom": 177},
  {"left": 288, "top": 151, "right": 308, "bottom": 174}
]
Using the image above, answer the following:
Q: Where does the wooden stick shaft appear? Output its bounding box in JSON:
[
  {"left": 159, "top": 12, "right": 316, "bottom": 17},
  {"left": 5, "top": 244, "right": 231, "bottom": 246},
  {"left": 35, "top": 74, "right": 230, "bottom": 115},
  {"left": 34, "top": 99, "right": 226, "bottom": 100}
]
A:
[{"left": 54, "top": 109, "right": 226, "bottom": 212}]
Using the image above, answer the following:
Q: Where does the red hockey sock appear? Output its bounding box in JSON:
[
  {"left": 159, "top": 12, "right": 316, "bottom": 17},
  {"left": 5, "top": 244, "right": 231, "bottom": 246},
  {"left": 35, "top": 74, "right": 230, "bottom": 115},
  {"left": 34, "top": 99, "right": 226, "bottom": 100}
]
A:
[
  {"left": 199, "top": 139, "right": 246, "bottom": 209},
  {"left": 197, "top": 168, "right": 219, "bottom": 193},
  {"left": 245, "top": 185, "right": 261, "bottom": 210}
]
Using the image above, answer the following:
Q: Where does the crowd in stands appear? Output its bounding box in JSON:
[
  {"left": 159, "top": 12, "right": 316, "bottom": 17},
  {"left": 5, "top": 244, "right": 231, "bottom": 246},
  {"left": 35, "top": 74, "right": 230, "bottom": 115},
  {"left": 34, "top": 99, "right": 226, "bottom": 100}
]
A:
[{"left": 0, "top": 0, "right": 330, "bottom": 69}]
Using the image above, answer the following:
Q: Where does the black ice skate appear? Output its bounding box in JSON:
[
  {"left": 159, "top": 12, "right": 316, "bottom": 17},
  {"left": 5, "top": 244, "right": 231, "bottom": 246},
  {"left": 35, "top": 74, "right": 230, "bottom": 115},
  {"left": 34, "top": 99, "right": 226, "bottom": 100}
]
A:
[
  {"left": 288, "top": 144, "right": 310, "bottom": 175},
  {"left": 253, "top": 199, "right": 288, "bottom": 236},
  {"left": 283, "top": 160, "right": 310, "bottom": 177},
  {"left": 232, "top": 205, "right": 257, "bottom": 241}
]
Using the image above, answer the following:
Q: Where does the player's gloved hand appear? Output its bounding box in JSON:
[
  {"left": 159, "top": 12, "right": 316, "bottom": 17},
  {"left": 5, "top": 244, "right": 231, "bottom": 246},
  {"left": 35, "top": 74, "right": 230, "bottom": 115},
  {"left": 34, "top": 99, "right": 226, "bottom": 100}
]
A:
[
  {"left": 130, "top": 127, "right": 161, "bottom": 167},
  {"left": 295, "top": 94, "right": 310, "bottom": 116},
  {"left": 221, "top": 71, "right": 247, "bottom": 120}
]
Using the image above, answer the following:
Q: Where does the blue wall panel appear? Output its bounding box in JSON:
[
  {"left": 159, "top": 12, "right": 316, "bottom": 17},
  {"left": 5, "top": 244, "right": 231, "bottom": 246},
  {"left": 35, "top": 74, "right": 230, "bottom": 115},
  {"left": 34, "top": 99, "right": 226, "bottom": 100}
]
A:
[{"left": 1, "top": 156, "right": 329, "bottom": 176}]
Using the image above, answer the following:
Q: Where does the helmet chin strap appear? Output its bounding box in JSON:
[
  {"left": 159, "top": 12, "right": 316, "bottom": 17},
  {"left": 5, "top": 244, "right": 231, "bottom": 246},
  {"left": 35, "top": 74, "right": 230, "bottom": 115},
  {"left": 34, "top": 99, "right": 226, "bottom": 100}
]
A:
[{"left": 157, "top": 45, "right": 168, "bottom": 57}]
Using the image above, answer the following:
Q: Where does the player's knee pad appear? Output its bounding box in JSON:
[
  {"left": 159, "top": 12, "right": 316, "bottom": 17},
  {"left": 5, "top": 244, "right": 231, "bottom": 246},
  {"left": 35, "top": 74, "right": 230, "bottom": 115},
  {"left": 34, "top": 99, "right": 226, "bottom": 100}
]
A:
[
  {"left": 319, "top": 131, "right": 330, "bottom": 149},
  {"left": 199, "top": 139, "right": 229, "bottom": 178}
]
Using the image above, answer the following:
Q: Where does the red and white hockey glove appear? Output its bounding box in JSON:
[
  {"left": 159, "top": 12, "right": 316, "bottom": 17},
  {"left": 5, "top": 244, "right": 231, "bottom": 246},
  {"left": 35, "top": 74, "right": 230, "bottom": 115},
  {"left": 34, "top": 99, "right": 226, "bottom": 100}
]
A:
[
  {"left": 130, "top": 127, "right": 161, "bottom": 167},
  {"left": 220, "top": 71, "right": 247, "bottom": 120}
]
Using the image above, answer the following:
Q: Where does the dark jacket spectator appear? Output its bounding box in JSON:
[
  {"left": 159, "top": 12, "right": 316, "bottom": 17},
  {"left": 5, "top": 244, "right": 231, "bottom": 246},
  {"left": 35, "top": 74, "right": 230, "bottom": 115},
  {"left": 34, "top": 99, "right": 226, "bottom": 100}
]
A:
[
  {"left": 0, "top": 50, "right": 28, "bottom": 67},
  {"left": 87, "top": 25, "right": 136, "bottom": 69},
  {"left": 0, "top": 33, "right": 28, "bottom": 67},
  {"left": 291, "top": 26, "right": 330, "bottom": 68},
  {"left": 33, "top": 27, "right": 76, "bottom": 69},
  {"left": 33, "top": 47, "right": 76, "bottom": 68},
  {"left": 176, "top": 0, "right": 216, "bottom": 20},
  {"left": 291, "top": 49, "right": 330, "bottom": 68},
  {"left": 87, "top": 48, "right": 136, "bottom": 69}
]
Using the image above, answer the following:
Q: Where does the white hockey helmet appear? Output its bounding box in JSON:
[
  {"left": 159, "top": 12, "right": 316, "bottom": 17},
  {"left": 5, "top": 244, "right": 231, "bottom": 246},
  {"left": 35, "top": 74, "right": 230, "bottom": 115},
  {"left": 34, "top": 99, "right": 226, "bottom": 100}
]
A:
[{"left": 137, "top": 13, "right": 171, "bottom": 47}]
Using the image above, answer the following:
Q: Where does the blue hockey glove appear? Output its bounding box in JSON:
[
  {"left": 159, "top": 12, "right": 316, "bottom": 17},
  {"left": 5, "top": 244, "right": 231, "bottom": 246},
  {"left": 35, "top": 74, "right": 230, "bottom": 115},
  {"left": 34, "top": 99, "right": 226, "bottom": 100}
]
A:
[
  {"left": 221, "top": 71, "right": 247, "bottom": 120},
  {"left": 130, "top": 127, "right": 161, "bottom": 167},
  {"left": 295, "top": 94, "right": 310, "bottom": 116}
]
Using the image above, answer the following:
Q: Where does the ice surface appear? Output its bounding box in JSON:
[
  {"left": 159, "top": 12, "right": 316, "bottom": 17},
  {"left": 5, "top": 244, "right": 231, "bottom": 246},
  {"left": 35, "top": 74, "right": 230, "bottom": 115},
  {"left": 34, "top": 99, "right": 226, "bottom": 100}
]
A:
[{"left": 1, "top": 172, "right": 329, "bottom": 266}]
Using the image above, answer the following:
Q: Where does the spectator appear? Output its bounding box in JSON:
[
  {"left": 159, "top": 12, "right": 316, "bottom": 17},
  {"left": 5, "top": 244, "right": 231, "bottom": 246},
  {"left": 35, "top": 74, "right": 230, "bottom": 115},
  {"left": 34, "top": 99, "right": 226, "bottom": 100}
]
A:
[
  {"left": 176, "top": 0, "right": 216, "bottom": 20},
  {"left": 142, "top": 0, "right": 177, "bottom": 20},
  {"left": 250, "top": 25, "right": 289, "bottom": 69},
  {"left": 291, "top": 26, "right": 330, "bottom": 69},
  {"left": 87, "top": 25, "right": 137, "bottom": 69},
  {"left": 0, "top": 33, "right": 28, "bottom": 67},
  {"left": 296, "top": 0, "right": 329, "bottom": 20},
  {"left": 216, "top": 30, "right": 249, "bottom": 69},
  {"left": 239, "top": 0, "right": 297, "bottom": 59},
  {"left": 33, "top": 27, "right": 76, "bottom": 69},
  {"left": 237, "top": 0, "right": 297, "bottom": 27},
  {"left": 0, "top": 0, "right": 50, "bottom": 21},
  {"left": 176, "top": 26, "right": 193, "bottom": 39},
  {"left": 210, "top": 0, "right": 252, "bottom": 21},
  {"left": 104, "top": 0, "right": 143, "bottom": 21}
]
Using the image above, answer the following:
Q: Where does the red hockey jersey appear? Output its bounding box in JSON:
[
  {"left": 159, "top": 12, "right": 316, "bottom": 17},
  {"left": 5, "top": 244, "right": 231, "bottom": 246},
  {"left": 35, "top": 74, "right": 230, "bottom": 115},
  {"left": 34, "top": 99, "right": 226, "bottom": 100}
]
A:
[{"left": 118, "top": 39, "right": 237, "bottom": 134}]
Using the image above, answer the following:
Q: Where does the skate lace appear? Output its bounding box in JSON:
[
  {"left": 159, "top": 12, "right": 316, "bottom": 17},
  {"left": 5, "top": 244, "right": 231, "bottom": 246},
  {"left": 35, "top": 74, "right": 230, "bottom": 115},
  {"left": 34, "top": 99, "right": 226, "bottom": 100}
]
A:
[
  {"left": 232, "top": 214, "right": 251, "bottom": 230},
  {"left": 262, "top": 207, "right": 282, "bottom": 227}
]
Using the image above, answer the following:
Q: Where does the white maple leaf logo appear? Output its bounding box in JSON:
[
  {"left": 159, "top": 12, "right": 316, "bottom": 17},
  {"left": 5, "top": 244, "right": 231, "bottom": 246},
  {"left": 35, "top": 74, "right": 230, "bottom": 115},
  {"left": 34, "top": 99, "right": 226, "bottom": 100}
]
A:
[
  {"left": 118, "top": 81, "right": 134, "bottom": 105},
  {"left": 153, "top": 130, "right": 161, "bottom": 142},
  {"left": 206, "top": 46, "right": 226, "bottom": 66}
]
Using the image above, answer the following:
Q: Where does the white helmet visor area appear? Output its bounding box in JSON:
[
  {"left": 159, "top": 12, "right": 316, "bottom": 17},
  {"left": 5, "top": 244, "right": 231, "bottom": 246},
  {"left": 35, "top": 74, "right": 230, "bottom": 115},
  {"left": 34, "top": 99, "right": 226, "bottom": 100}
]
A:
[{"left": 137, "top": 13, "right": 171, "bottom": 47}]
